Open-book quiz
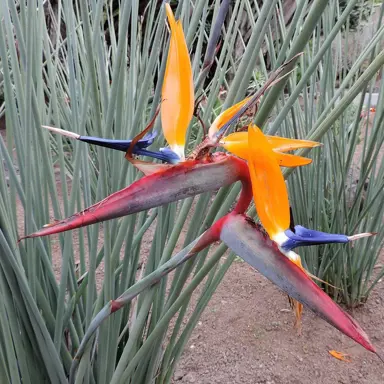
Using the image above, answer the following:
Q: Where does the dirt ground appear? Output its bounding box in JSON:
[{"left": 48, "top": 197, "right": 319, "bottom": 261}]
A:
[{"left": 172, "top": 256, "right": 384, "bottom": 384}]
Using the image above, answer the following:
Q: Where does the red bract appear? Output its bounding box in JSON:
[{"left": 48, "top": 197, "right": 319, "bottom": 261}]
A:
[{"left": 19, "top": 153, "right": 251, "bottom": 240}]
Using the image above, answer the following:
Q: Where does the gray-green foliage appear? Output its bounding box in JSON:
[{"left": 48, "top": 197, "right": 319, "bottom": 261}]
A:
[{"left": 0, "top": 0, "right": 383, "bottom": 382}]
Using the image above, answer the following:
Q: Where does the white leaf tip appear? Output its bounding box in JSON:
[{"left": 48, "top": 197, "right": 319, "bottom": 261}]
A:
[
  {"left": 348, "top": 232, "right": 377, "bottom": 241},
  {"left": 42, "top": 125, "right": 80, "bottom": 139}
]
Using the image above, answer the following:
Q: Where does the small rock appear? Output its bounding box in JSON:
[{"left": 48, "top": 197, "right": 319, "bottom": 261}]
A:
[
  {"left": 174, "top": 369, "right": 185, "bottom": 380},
  {"left": 183, "top": 372, "right": 196, "bottom": 383}
]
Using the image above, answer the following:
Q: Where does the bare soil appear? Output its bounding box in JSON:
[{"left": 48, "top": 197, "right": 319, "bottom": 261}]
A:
[{"left": 172, "top": 256, "right": 384, "bottom": 384}]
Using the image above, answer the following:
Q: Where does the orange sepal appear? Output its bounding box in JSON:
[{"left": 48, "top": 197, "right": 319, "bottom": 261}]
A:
[
  {"left": 208, "top": 97, "right": 251, "bottom": 137},
  {"left": 247, "top": 125, "right": 290, "bottom": 238},
  {"left": 221, "top": 131, "right": 314, "bottom": 167},
  {"left": 161, "top": 4, "right": 194, "bottom": 160}
]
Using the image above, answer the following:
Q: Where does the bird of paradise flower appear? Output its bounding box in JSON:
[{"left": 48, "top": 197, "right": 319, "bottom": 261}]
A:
[{"left": 21, "top": 4, "right": 382, "bottom": 373}]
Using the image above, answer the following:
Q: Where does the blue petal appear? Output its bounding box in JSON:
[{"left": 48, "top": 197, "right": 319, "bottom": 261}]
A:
[
  {"left": 76, "top": 131, "right": 180, "bottom": 164},
  {"left": 159, "top": 147, "right": 181, "bottom": 163},
  {"left": 79, "top": 131, "right": 157, "bottom": 152},
  {"left": 282, "top": 225, "right": 349, "bottom": 251},
  {"left": 134, "top": 148, "right": 180, "bottom": 164}
]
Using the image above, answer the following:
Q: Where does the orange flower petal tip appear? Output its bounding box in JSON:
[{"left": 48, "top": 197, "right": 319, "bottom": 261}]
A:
[
  {"left": 165, "top": 3, "right": 176, "bottom": 26},
  {"left": 274, "top": 152, "right": 312, "bottom": 167},
  {"left": 208, "top": 97, "right": 251, "bottom": 138},
  {"left": 161, "top": 3, "right": 194, "bottom": 160},
  {"left": 329, "top": 350, "right": 351, "bottom": 362},
  {"left": 266, "top": 136, "right": 322, "bottom": 152}
]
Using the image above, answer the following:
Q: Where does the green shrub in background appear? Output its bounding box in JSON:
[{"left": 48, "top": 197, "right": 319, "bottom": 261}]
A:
[{"left": 0, "top": 0, "right": 383, "bottom": 382}]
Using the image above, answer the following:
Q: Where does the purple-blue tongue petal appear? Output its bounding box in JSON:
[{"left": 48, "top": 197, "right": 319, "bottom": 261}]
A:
[
  {"left": 79, "top": 131, "right": 157, "bottom": 152},
  {"left": 134, "top": 148, "right": 180, "bottom": 163},
  {"left": 282, "top": 225, "right": 349, "bottom": 251}
]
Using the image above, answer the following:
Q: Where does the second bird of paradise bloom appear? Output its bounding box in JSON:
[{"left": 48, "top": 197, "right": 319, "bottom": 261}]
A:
[{"left": 20, "top": 3, "right": 382, "bottom": 362}]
